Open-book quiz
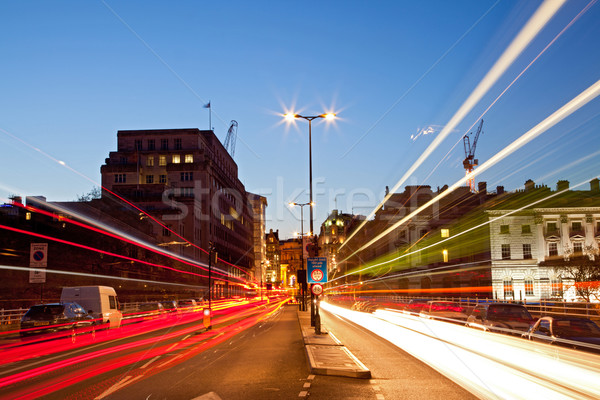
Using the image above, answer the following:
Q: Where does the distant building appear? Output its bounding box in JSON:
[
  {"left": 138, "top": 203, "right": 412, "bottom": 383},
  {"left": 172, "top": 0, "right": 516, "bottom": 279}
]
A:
[
  {"left": 280, "top": 238, "right": 303, "bottom": 288},
  {"left": 249, "top": 194, "right": 268, "bottom": 284},
  {"left": 100, "top": 128, "right": 255, "bottom": 295},
  {"left": 318, "top": 210, "right": 359, "bottom": 279},
  {"left": 265, "top": 229, "right": 280, "bottom": 285}
]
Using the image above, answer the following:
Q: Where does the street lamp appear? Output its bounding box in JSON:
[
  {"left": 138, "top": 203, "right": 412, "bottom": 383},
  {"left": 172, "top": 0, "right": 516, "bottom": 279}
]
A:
[
  {"left": 289, "top": 201, "right": 314, "bottom": 311},
  {"left": 284, "top": 113, "right": 336, "bottom": 236}
]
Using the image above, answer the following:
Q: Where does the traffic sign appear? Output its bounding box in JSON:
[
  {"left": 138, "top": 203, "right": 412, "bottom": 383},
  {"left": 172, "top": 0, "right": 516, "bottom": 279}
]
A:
[
  {"left": 307, "top": 257, "right": 327, "bottom": 284},
  {"left": 311, "top": 283, "right": 323, "bottom": 296},
  {"left": 29, "top": 243, "right": 48, "bottom": 284}
]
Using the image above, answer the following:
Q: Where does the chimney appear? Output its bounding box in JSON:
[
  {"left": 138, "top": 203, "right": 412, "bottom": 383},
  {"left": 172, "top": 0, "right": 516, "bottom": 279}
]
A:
[
  {"left": 524, "top": 179, "right": 535, "bottom": 191},
  {"left": 478, "top": 181, "right": 487, "bottom": 194},
  {"left": 590, "top": 178, "right": 599, "bottom": 192},
  {"left": 557, "top": 180, "right": 570, "bottom": 192},
  {"left": 496, "top": 186, "right": 505, "bottom": 195}
]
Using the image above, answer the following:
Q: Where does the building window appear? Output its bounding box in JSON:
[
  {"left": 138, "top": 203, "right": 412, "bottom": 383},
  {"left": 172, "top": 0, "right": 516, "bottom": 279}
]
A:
[
  {"left": 185, "top": 154, "right": 194, "bottom": 163},
  {"left": 145, "top": 175, "right": 154, "bottom": 184},
  {"left": 523, "top": 244, "right": 532, "bottom": 259},
  {"left": 159, "top": 174, "right": 167, "bottom": 183},
  {"left": 135, "top": 139, "right": 142, "bottom": 150},
  {"left": 161, "top": 139, "right": 168, "bottom": 150},
  {"left": 501, "top": 244, "right": 511, "bottom": 260},
  {"left": 522, "top": 224, "right": 531, "bottom": 234},
  {"left": 147, "top": 139, "right": 155, "bottom": 150},
  {"left": 179, "top": 187, "right": 194, "bottom": 197},
  {"left": 525, "top": 278, "right": 534, "bottom": 296},
  {"left": 551, "top": 277, "right": 562, "bottom": 297},
  {"left": 547, "top": 222, "right": 558, "bottom": 234},
  {"left": 500, "top": 225, "right": 510, "bottom": 234},
  {"left": 181, "top": 172, "right": 193, "bottom": 181},
  {"left": 549, "top": 242, "right": 558, "bottom": 257},
  {"left": 114, "top": 174, "right": 126, "bottom": 183},
  {"left": 147, "top": 156, "right": 154, "bottom": 167},
  {"left": 159, "top": 155, "right": 167, "bottom": 166},
  {"left": 174, "top": 138, "right": 182, "bottom": 150},
  {"left": 503, "top": 278, "right": 514, "bottom": 298},
  {"left": 172, "top": 154, "right": 181, "bottom": 164},
  {"left": 162, "top": 226, "right": 171, "bottom": 237},
  {"left": 442, "top": 249, "right": 448, "bottom": 263},
  {"left": 441, "top": 228, "right": 449, "bottom": 238},
  {"left": 572, "top": 221, "right": 582, "bottom": 231},
  {"left": 573, "top": 242, "right": 583, "bottom": 254}
]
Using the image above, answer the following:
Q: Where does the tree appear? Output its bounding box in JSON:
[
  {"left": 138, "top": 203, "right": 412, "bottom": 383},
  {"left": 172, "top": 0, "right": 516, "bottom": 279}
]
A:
[
  {"left": 555, "top": 246, "right": 600, "bottom": 302},
  {"left": 76, "top": 186, "right": 102, "bottom": 202}
]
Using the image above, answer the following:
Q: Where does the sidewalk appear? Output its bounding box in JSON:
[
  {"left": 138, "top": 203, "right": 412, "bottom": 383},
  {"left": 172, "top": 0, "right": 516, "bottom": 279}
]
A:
[{"left": 297, "top": 308, "right": 371, "bottom": 379}]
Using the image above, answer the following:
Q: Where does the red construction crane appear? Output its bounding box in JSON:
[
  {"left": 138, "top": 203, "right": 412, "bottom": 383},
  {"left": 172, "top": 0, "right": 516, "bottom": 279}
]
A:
[{"left": 463, "top": 119, "right": 484, "bottom": 193}]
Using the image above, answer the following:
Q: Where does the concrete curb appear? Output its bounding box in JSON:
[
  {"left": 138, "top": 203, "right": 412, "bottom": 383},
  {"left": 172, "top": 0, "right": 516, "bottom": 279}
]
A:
[{"left": 297, "top": 310, "right": 371, "bottom": 379}]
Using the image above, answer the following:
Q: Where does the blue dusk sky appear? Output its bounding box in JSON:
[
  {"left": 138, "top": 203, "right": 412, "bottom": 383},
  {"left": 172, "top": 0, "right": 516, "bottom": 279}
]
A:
[{"left": 1, "top": 0, "right": 599, "bottom": 239}]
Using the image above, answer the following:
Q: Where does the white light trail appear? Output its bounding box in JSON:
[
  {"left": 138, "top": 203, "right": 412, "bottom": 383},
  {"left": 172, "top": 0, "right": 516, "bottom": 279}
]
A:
[
  {"left": 340, "top": 0, "right": 566, "bottom": 251},
  {"left": 322, "top": 303, "right": 600, "bottom": 399},
  {"left": 339, "top": 79, "right": 600, "bottom": 264}
]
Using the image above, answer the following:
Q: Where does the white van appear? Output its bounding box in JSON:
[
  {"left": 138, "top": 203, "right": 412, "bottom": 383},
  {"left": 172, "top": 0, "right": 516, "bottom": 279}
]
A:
[{"left": 60, "top": 286, "right": 122, "bottom": 328}]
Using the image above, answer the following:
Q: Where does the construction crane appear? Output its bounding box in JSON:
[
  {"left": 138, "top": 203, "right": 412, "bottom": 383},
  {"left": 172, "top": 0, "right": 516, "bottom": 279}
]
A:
[
  {"left": 224, "top": 120, "right": 238, "bottom": 158},
  {"left": 463, "top": 119, "right": 484, "bottom": 193}
]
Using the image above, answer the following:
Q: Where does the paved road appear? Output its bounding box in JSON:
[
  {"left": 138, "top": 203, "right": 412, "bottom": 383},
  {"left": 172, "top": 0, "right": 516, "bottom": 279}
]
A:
[{"left": 320, "top": 307, "right": 479, "bottom": 400}]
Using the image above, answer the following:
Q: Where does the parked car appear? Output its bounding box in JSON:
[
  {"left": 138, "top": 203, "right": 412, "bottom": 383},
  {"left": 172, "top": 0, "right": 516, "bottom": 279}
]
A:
[
  {"left": 523, "top": 316, "right": 600, "bottom": 353},
  {"left": 419, "top": 301, "right": 469, "bottom": 323},
  {"left": 177, "top": 299, "right": 200, "bottom": 313},
  {"left": 136, "top": 302, "right": 165, "bottom": 320},
  {"left": 160, "top": 300, "right": 179, "bottom": 313},
  {"left": 403, "top": 298, "right": 431, "bottom": 315},
  {"left": 20, "top": 302, "right": 96, "bottom": 340},
  {"left": 466, "top": 303, "right": 534, "bottom": 333}
]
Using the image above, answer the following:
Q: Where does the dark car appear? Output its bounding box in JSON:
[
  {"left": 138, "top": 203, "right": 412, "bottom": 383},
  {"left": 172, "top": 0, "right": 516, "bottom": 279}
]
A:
[
  {"left": 419, "top": 301, "right": 469, "bottom": 323},
  {"left": 177, "top": 299, "right": 200, "bottom": 313},
  {"left": 136, "top": 302, "right": 165, "bottom": 320},
  {"left": 20, "top": 302, "right": 96, "bottom": 341},
  {"left": 466, "top": 303, "right": 534, "bottom": 333},
  {"left": 160, "top": 300, "right": 179, "bottom": 313},
  {"left": 523, "top": 316, "right": 600, "bottom": 353}
]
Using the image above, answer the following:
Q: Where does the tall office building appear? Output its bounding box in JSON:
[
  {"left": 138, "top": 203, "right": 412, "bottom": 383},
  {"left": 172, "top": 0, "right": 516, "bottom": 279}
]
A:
[{"left": 101, "top": 128, "right": 254, "bottom": 288}]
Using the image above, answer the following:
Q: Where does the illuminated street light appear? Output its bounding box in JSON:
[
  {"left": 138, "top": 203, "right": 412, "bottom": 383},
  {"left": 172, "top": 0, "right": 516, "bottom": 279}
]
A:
[{"left": 284, "top": 113, "right": 336, "bottom": 236}]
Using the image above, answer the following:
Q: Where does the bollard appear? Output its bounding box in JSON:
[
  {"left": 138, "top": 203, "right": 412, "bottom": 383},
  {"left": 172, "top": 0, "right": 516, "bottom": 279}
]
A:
[{"left": 314, "top": 311, "right": 321, "bottom": 335}]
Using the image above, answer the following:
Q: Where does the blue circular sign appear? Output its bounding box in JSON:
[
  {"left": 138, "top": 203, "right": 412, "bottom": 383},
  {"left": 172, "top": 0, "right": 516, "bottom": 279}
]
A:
[{"left": 33, "top": 251, "right": 45, "bottom": 261}]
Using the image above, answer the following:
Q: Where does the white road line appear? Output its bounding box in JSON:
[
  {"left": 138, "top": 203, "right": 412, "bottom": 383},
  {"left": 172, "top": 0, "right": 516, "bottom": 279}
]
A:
[
  {"left": 307, "top": 374, "right": 315, "bottom": 380},
  {"left": 166, "top": 343, "right": 178, "bottom": 352},
  {"left": 95, "top": 375, "right": 135, "bottom": 399},
  {"left": 182, "top": 334, "right": 191, "bottom": 340},
  {"left": 376, "top": 394, "right": 385, "bottom": 400},
  {"left": 141, "top": 356, "right": 161, "bottom": 369},
  {"left": 303, "top": 382, "right": 311, "bottom": 388},
  {"left": 298, "top": 391, "right": 308, "bottom": 397}
]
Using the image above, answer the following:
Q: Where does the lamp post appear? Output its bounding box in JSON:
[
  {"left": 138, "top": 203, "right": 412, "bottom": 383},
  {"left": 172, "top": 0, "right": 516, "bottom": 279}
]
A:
[
  {"left": 289, "top": 201, "right": 313, "bottom": 311},
  {"left": 284, "top": 113, "right": 335, "bottom": 237}
]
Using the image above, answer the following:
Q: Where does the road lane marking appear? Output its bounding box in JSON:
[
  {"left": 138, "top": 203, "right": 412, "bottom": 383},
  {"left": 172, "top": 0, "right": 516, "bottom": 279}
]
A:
[
  {"left": 298, "top": 391, "right": 308, "bottom": 397},
  {"left": 303, "top": 382, "right": 311, "bottom": 388},
  {"left": 141, "top": 356, "right": 161, "bottom": 369}
]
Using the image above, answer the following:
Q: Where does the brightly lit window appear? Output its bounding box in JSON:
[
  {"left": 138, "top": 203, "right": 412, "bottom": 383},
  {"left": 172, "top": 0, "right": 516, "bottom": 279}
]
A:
[
  {"left": 442, "top": 249, "right": 448, "bottom": 263},
  {"left": 503, "top": 278, "right": 514, "bottom": 298},
  {"left": 172, "top": 154, "right": 181, "bottom": 164},
  {"left": 185, "top": 154, "right": 193, "bottom": 163},
  {"left": 159, "top": 156, "right": 167, "bottom": 166},
  {"left": 441, "top": 229, "right": 449, "bottom": 238},
  {"left": 551, "top": 276, "right": 562, "bottom": 297},
  {"left": 525, "top": 278, "right": 534, "bottom": 296}
]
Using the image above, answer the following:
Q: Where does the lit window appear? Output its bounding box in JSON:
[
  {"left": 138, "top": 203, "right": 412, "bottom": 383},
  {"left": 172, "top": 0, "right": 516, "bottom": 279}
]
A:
[
  {"left": 185, "top": 154, "right": 194, "bottom": 163},
  {"left": 441, "top": 229, "right": 449, "bottom": 238},
  {"left": 26, "top": 212, "right": 32, "bottom": 220},
  {"left": 442, "top": 249, "right": 448, "bottom": 263},
  {"left": 147, "top": 156, "right": 154, "bottom": 167},
  {"left": 503, "top": 278, "right": 514, "bottom": 298},
  {"left": 172, "top": 155, "right": 181, "bottom": 164},
  {"left": 525, "top": 278, "right": 534, "bottom": 296},
  {"left": 551, "top": 277, "right": 562, "bottom": 297},
  {"left": 159, "top": 156, "right": 167, "bottom": 166}
]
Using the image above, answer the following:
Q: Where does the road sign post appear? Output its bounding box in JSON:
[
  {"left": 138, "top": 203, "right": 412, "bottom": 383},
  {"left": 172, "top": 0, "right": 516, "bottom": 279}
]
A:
[{"left": 307, "top": 257, "right": 327, "bottom": 330}]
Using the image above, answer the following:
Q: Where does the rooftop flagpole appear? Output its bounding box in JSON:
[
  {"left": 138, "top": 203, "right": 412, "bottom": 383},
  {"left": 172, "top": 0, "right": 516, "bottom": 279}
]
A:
[{"left": 204, "top": 101, "right": 211, "bottom": 130}]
